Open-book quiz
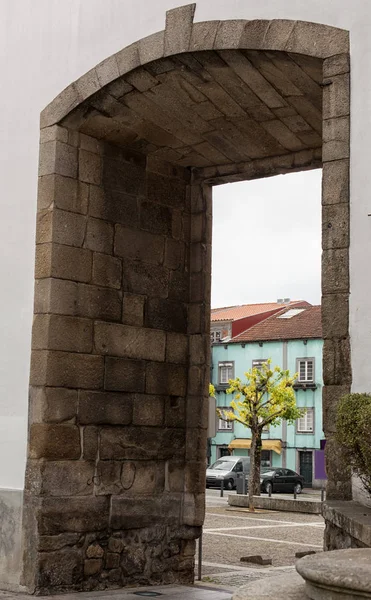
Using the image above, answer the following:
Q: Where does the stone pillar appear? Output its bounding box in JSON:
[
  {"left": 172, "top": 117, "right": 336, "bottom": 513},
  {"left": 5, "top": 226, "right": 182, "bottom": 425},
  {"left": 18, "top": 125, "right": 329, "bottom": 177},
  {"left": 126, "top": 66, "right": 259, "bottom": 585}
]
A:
[
  {"left": 321, "top": 54, "right": 352, "bottom": 501},
  {"left": 22, "top": 125, "right": 207, "bottom": 594}
]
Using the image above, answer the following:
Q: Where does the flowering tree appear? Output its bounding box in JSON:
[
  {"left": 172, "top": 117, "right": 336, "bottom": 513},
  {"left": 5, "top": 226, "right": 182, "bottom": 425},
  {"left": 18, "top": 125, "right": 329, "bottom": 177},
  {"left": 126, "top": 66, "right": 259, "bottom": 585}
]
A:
[{"left": 219, "top": 360, "right": 303, "bottom": 511}]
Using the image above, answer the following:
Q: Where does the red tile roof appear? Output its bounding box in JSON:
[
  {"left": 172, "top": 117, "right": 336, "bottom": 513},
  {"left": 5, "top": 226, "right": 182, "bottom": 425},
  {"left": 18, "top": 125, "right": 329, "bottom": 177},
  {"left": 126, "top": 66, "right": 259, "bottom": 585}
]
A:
[
  {"left": 211, "top": 300, "right": 308, "bottom": 322},
  {"left": 230, "top": 305, "right": 322, "bottom": 343}
]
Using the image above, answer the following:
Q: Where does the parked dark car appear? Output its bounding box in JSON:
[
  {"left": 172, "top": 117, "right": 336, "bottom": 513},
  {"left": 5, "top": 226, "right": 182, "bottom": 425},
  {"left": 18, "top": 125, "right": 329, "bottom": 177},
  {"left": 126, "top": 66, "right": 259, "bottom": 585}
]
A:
[{"left": 260, "top": 468, "right": 305, "bottom": 495}]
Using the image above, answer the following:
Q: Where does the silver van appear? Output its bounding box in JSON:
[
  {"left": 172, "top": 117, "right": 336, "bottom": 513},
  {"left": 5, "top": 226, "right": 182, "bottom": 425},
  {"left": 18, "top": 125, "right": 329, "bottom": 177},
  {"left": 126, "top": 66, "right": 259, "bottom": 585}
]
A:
[{"left": 206, "top": 455, "right": 251, "bottom": 490}]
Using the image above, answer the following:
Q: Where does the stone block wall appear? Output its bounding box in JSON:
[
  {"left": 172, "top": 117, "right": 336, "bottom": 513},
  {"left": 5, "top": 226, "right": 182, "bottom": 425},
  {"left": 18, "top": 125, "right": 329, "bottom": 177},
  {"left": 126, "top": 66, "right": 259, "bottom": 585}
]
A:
[{"left": 22, "top": 124, "right": 211, "bottom": 594}]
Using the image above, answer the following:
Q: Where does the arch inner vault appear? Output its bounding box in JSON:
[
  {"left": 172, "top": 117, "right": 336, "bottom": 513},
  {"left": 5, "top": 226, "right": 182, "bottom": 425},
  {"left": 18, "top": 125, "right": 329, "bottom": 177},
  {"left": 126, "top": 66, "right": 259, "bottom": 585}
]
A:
[{"left": 23, "top": 4, "right": 350, "bottom": 594}]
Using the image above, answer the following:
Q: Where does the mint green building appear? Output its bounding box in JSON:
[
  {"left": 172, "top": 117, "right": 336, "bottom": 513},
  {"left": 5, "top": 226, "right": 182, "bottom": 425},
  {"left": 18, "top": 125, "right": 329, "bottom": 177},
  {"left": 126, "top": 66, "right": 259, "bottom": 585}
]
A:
[{"left": 210, "top": 305, "right": 325, "bottom": 488}]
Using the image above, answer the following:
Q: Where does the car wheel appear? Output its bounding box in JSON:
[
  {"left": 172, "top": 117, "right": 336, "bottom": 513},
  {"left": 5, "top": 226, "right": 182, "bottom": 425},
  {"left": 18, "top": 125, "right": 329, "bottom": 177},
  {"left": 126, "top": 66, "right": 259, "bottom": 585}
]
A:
[
  {"left": 264, "top": 482, "right": 273, "bottom": 495},
  {"left": 226, "top": 479, "right": 234, "bottom": 491},
  {"left": 294, "top": 483, "right": 303, "bottom": 495}
]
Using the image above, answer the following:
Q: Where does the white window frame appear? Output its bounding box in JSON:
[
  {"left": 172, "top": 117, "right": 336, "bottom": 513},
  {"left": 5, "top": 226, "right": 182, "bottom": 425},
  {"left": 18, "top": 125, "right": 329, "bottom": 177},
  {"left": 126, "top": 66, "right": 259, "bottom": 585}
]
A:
[
  {"left": 219, "top": 361, "right": 234, "bottom": 384},
  {"left": 218, "top": 407, "right": 234, "bottom": 431},
  {"left": 252, "top": 359, "right": 268, "bottom": 371},
  {"left": 297, "top": 408, "right": 315, "bottom": 433},
  {"left": 297, "top": 357, "right": 315, "bottom": 383}
]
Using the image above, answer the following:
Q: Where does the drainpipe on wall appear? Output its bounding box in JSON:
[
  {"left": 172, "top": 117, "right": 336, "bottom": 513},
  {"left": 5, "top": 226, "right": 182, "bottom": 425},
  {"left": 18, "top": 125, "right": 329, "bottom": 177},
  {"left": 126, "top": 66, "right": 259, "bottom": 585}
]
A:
[{"left": 282, "top": 341, "right": 288, "bottom": 469}]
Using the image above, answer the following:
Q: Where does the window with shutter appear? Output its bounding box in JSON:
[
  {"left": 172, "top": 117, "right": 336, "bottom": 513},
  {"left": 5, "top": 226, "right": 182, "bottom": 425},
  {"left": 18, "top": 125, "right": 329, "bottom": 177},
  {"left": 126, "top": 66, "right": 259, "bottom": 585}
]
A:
[{"left": 297, "top": 408, "right": 314, "bottom": 432}]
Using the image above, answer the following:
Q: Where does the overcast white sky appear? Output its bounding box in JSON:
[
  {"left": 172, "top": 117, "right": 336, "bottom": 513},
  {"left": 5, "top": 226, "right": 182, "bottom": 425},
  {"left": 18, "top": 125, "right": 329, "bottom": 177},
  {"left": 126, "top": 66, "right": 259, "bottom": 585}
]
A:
[{"left": 211, "top": 169, "right": 322, "bottom": 309}]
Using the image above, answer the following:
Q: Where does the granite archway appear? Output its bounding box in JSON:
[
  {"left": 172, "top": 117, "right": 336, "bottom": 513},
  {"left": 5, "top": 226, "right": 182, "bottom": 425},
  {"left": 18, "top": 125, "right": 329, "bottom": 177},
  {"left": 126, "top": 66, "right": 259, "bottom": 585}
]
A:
[{"left": 23, "top": 4, "right": 350, "bottom": 593}]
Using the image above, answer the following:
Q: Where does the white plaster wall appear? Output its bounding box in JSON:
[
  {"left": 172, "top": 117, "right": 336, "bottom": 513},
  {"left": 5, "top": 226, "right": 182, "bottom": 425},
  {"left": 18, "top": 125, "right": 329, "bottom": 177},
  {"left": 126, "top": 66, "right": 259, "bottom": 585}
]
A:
[{"left": 0, "top": 0, "right": 367, "bottom": 489}]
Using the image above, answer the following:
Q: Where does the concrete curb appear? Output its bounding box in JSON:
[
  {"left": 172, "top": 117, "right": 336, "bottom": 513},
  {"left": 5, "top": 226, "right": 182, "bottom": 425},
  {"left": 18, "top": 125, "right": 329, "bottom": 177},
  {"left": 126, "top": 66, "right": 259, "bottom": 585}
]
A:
[{"left": 228, "top": 494, "right": 323, "bottom": 514}]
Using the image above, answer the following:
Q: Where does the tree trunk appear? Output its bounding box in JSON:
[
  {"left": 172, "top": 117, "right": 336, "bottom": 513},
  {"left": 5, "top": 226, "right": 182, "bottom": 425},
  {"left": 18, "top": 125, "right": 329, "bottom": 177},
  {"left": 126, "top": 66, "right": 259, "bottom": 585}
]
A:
[
  {"left": 247, "top": 427, "right": 262, "bottom": 511},
  {"left": 253, "top": 429, "right": 262, "bottom": 496}
]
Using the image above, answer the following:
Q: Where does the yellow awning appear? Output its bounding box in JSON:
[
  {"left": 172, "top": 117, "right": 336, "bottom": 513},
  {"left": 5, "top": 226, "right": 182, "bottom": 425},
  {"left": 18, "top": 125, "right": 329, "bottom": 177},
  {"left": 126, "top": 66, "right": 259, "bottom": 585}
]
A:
[{"left": 228, "top": 439, "right": 282, "bottom": 455}]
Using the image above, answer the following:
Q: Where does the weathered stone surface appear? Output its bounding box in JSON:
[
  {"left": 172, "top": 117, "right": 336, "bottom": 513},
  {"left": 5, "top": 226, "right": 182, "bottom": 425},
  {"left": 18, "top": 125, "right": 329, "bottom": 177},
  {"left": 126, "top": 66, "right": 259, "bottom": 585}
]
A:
[
  {"left": 189, "top": 334, "right": 207, "bottom": 365},
  {"left": 28, "top": 424, "right": 80, "bottom": 460},
  {"left": 82, "top": 426, "right": 99, "bottom": 460},
  {"left": 297, "top": 547, "right": 371, "bottom": 597},
  {"left": 36, "top": 209, "right": 86, "bottom": 247},
  {"left": 166, "top": 332, "right": 188, "bottom": 364},
  {"left": 190, "top": 21, "right": 219, "bottom": 51},
  {"left": 323, "top": 116, "right": 350, "bottom": 161},
  {"left": 30, "top": 350, "right": 104, "bottom": 388},
  {"left": 325, "top": 435, "right": 352, "bottom": 500},
  {"left": 114, "top": 225, "right": 164, "bottom": 264},
  {"left": 322, "top": 160, "right": 349, "bottom": 205},
  {"left": 182, "top": 493, "right": 205, "bottom": 526},
  {"left": 239, "top": 20, "right": 272, "bottom": 49},
  {"left": 35, "top": 243, "right": 93, "bottom": 283},
  {"left": 147, "top": 172, "right": 187, "bottom": 208},
  {"left": 97, "top": 460, "right": 165, "bottom": 496},
  {"left": 133, "top": 394, "right": 164, "bottom": 426},
  {"left": 39, "top": 141, "right": 78, "bottom": 178},
  {"left": 89, "top": 186, "right": 139, "bottom": 227},
  {"left": 285, "top": 21, "right": 349, "bottom": 58},
  {"left": 322, "top": 203, "right": 349, "bottom": 250},
  {"left": 85, "top": 218, "right": 114, "bottom": 254},
  {"left": 26, "top": 460, "right": 94, "bottom": 496},
  {"left": 323, "top": 53, "right": 350, "bottom": 77},
  {"left": 122, "top": 260, "right": 169, "bottom": 298},
  {"left": 38, "top": 175, "right": 88, "bottom": 215},
  {"left": 78, "top": 391, "right": 133, "bottom": 425},
  {"left": 100, "top": 427, "right": 185, "bottom": 461},
  {"left": 322, "top": 293, "right": 349, "bottom": 339},
  {"left": 146, "top": 362, "right": 187, "bottom": 396},
  {"left": 92, "top": 252, "right": 121, "bottom": 289},
  {"left": 165, "top": 396, "right": 186, "bottom": 428},
  {"left": 214, "top": 21, "right": 245, "bottom": 49},
  {"left": 140, "top": 200, "right": 173, "bottom": 235},
  {"left": 322, "top": 338, "right": 352, "bottom": 386},
  {"left": 323, "top": 502, "right": 371, "bottom": 550},
  {"left": 232, "top": 571, "right": 305, "bottom": 600},
  {"left": 165, "top": 4, "right": 195, "bottom": 56},
  {"left": 37, "top": 548, "right": 83, "bottom": 591},
  {"left": 139, "top": 32, "right": 165, "bottom": 65},
  {"left": 94, "top": 322, "right": 166, "bottom": 362},
  {"left": 104, "top": 357, "right": 145, "bottom": 392},
  {"left": 29, "top": 386, "right": 77, "bottom": 424},
  {"left": 323, "top": 73, "right": 350, "bottom": 119},
  {"left": 322, "top": 248, "right": 349, "bottom": 294},
  {"left": 146, "top": 298, "right": 187, "bottom": 333},
  {"left": 110, "top": 495, "right": 181, "bottom": 530},
  {"left": 34, "top": 278, "right": 122, "bottom": 321},
  {"left": 32, "top": 314, "right": 93, "bottom": 353},
  {"left": 38, "top": 496, "right": 110, "bottom": 534},
  {"left": 122, "top": 293, "right": 145, "bottom": 326},
  {"left": 79, "top": 149, "right": 102, "bottom": 185}
]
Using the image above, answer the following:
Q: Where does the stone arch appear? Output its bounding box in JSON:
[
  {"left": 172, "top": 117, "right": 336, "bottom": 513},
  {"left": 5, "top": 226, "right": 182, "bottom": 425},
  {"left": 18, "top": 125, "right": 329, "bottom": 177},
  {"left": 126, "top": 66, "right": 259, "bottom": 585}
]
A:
[{"left": 24, "top": 4, "right": 350, "bottom": 594}]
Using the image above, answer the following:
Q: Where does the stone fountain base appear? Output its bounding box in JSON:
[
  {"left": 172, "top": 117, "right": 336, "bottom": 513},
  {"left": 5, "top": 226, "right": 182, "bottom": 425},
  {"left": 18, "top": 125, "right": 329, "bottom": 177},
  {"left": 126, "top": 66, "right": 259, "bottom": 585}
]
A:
[{"left": 232, "top": 549, "right": 371, "bottom": 600}]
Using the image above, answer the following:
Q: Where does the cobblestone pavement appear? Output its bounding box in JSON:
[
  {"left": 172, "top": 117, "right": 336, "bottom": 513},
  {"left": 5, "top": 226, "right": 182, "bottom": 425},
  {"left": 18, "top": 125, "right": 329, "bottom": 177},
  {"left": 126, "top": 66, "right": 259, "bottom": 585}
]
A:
[{"left": 197, "top": 489, "right": 324, "bottom": 589}]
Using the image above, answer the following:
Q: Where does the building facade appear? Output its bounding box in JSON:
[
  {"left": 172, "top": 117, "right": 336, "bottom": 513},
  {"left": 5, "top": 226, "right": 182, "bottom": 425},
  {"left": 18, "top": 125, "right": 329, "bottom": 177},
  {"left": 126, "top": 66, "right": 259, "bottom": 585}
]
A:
[{"left": 210, "top": 305, "right": 325, "bottom": 488}]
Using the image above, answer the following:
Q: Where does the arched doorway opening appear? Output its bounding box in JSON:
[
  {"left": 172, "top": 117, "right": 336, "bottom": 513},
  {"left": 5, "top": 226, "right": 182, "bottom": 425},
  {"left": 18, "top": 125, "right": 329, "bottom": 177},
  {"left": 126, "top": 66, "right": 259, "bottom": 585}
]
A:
[{"left": 23, "top": 4, "right": 350, "bottom": 593}]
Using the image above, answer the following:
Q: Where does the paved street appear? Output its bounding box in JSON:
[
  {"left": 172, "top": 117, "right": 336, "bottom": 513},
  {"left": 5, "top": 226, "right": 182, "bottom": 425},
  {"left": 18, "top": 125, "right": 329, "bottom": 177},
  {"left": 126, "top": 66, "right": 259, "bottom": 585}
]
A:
[{"left": 196, "top": 489, "right": 324, "bottom": 590}]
